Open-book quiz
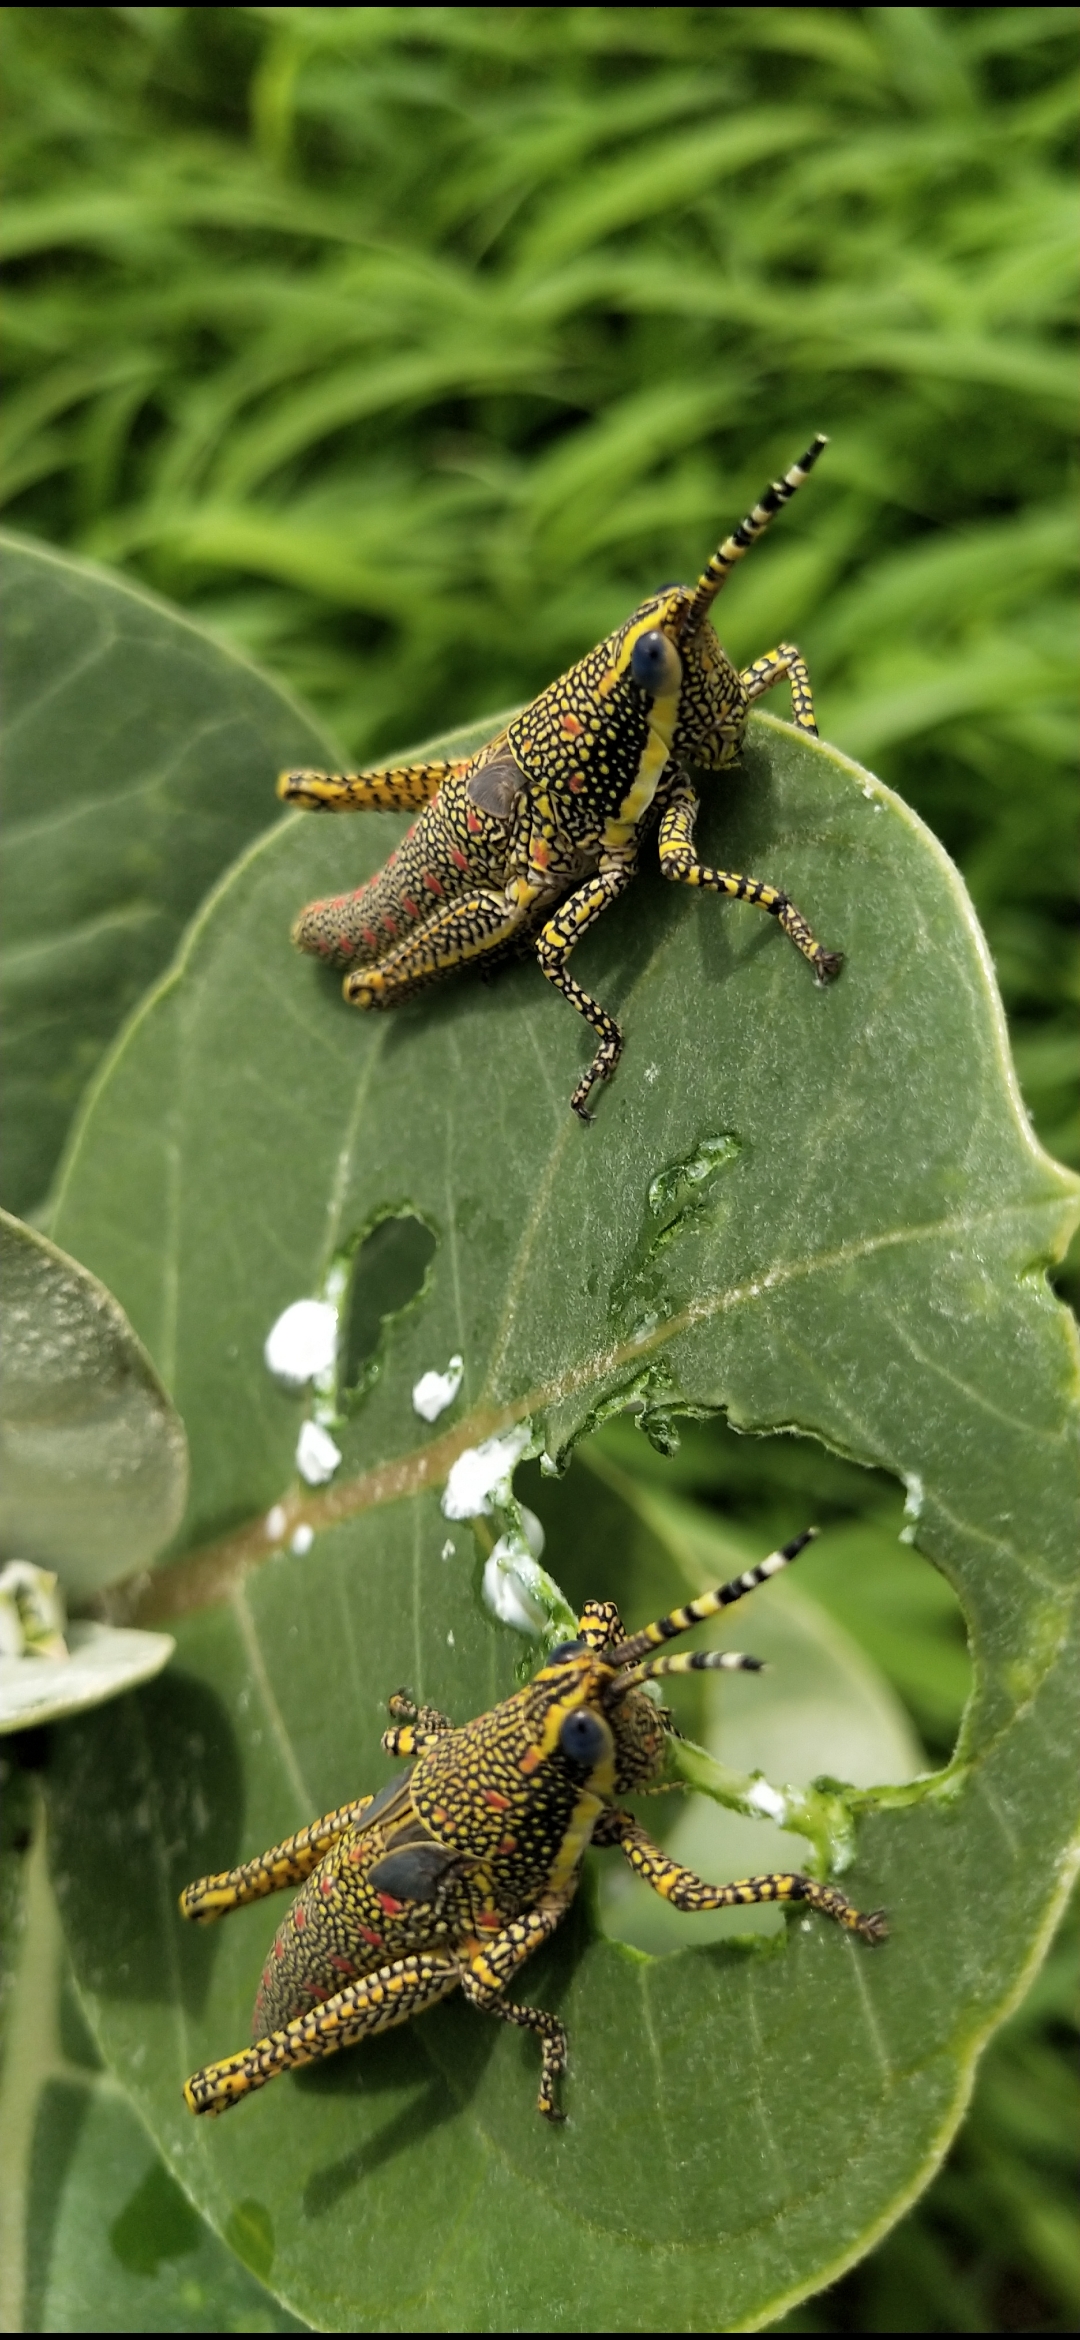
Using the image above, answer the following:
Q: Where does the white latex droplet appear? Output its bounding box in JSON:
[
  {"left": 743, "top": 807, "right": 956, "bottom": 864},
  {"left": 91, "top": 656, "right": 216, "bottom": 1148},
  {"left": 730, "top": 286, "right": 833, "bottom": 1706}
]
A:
[
  {"left": 746, "top": 1777, "right": 788, "bottom": 1822},
  {"left": 441, "top": 1425, "right": 530, "bottom": 1520},
  {"left": 264, "top": 1300, "right": 338, "bottom": 1388},
  {"left": 412, "top": 1354, "right": 464, "bottom": 1423},
  {"left": 482, "top": 1539, "right": 549, "bottom": 1635},
  {"left": 296, "top": 1420, "right": 341, "bottom": 1485}
]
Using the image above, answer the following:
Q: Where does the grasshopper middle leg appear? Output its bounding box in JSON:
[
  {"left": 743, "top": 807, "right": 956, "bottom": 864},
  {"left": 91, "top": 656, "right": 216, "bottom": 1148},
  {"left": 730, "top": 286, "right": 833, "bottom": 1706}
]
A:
[{"left": 657, "top": 773, "right": 842, "bottom": 983}]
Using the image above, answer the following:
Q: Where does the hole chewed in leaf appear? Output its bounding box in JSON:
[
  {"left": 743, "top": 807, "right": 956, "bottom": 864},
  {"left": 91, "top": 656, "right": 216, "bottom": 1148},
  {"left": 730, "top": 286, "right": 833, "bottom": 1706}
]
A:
[{"left": 338, "top": 1213, "right": 437, "bottom": 1407}]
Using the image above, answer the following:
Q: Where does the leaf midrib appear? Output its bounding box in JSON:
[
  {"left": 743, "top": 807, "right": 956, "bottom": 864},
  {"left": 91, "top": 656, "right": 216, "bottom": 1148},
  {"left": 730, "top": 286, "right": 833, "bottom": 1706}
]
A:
[{"left": 115, "top": 1190, "right": 1069, "bottom": 1632}]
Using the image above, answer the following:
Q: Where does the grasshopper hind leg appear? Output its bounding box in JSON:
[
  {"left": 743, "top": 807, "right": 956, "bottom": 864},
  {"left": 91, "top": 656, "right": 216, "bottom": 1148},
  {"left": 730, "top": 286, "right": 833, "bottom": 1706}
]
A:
[{"left": 184, "top": 1953, "right": 461, "bottom": 2116}]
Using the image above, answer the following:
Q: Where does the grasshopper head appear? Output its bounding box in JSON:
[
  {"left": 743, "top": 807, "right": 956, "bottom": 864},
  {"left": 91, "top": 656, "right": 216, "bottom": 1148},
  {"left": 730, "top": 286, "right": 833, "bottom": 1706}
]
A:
[
  {"left": 527, "top": 1635, "right": 668, "bottom": 1798},
  {"left": 607, "top": 581, "right": 746, "bottom": 776},
  {"left": 598, "top": 580, "right": 743, "bottom": 775},
  {"left": 524, "top": 1535, "right": 812, "bottom": 1801},
  {"left": 629, "top": 436, "right": 829, "bottom": 773}
]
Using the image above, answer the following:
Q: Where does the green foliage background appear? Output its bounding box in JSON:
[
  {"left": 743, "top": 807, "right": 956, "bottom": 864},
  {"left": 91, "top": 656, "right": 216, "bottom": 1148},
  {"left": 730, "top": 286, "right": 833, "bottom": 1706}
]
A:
[{"left": 2, "top": 6, "right": 1077, "bottom": 2331}]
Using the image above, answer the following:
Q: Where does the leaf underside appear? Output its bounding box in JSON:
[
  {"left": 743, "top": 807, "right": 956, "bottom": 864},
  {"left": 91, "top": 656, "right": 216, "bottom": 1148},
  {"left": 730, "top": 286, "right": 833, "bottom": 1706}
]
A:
[{"left": 38, "top": 605, "right": 1080, "bottom": 2329}]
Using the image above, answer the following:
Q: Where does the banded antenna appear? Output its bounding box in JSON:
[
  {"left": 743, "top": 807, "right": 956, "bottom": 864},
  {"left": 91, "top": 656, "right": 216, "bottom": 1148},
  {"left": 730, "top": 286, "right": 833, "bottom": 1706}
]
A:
[
  {"left": 682, "top": 436, "right": 828, "bottom": 636},
  {"left": 609, "top": 1529, "right": 816, "bottom": 1689}
]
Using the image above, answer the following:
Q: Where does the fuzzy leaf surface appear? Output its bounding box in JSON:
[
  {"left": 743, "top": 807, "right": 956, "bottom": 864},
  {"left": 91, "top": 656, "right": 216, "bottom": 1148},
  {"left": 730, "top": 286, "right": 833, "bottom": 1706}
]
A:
[{"left": 0, "top": 1209, "right": 187, "bottom": 1596}]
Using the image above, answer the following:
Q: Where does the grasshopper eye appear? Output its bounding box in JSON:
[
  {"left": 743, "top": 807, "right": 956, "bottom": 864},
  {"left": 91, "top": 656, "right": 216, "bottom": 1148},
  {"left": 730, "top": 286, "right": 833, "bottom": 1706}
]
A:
[
  {"left": 630, "top": 630, "right": 682, "bottom": 696},
  {"left": 558, "top": 1709, "right": 607, "bottom": 1765},
  {"left": 548, "top": 1640, "right": 587, "bottom": 1664}
]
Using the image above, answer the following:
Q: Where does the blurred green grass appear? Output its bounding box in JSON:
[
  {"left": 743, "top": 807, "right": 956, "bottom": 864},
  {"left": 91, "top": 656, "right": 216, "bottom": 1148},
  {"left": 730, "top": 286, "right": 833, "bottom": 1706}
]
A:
[{"left": 2, "top": 7, "right": 1076, "bottom": 2331}]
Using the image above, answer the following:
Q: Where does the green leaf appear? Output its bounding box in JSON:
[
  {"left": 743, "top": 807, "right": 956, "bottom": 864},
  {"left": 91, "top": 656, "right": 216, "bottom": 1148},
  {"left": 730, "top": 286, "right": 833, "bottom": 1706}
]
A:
[
  {"left": 0, "top": 1622, "right": 176, "bottom": 1739},
  {"left": 0, "top": 1209, "right": 188, "bottom": 1596},
  {"left": 0, "top": 1786, "right": 305, "bottom": 2334},
  {"left": 0, "top": 531, "right": 334, "bottom": 1215},
  {"left": 42, "top": 596, "right": 1079, "bottom": 2328}
]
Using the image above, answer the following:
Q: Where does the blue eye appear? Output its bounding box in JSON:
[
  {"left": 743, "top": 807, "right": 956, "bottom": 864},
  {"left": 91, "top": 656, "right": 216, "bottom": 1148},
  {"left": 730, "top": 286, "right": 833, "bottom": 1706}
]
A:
[
  {"left": 630, "top": 630, "right": 681, "bottom": 695},
  {"left": 548, "top": 1640, "right": 587, "bottom": 1664},
  {"left": 558, "top": 1709, "right": 607, "bottom": 1765}
]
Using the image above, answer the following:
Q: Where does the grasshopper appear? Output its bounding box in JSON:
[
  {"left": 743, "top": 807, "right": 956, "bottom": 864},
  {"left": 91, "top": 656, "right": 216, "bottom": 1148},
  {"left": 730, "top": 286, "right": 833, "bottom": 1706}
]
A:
[
  {"left": 180, "top": 1530, "right": 885, "bottom": 2124},
  {"left": 279, "top": 435, "right": 842, "bottom": 1119}
]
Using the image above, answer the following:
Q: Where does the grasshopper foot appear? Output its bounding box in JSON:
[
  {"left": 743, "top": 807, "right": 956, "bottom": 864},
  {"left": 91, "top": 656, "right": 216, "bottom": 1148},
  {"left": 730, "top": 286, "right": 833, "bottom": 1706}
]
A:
[{"left": 569, "top": 1038, "right": 622, "bottom": 1121}]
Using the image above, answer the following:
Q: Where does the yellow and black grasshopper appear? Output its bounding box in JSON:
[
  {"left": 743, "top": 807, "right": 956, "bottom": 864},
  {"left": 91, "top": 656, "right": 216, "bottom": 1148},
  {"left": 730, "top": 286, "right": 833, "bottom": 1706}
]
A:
[
  {"left": 279, "top": 436, "right": 842, "bottom": 1119},
  {"left": 180, "top": 1531, "right": 885, "bottom": 2124}
]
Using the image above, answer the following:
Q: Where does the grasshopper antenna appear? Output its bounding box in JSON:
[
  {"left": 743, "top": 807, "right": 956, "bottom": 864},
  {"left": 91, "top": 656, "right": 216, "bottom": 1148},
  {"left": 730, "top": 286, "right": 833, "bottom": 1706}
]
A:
[{"left": 682, "top": 437, "right": 828, "bottom": 635}]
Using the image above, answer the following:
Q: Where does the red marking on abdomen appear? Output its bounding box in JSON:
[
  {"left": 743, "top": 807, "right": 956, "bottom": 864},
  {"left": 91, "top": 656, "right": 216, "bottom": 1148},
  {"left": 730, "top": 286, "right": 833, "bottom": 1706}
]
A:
[
  {"left": 561, "top": 713, "right": 583, "bottom": 737},
  {"left": 569, "top": 774, "right": 584, "bottom": 792},
  {"left": 450, "top": 847, "right": 468, "bottom": 872},
  {"left": 330, "top": 1954, "right": 356, "bottom": 1976},
  {"left": 466, "top": 809, "right": 481, "bottom": 835},
  {"left": 518, "top": 1747, "right": 542, "bottom": 1776},
  {"left": 320, "top": 1876, "right": 334, "bottom": 1897},
  {"left": 423, "top": 872, "right": 445, "bottom": 897},
  {"left": 496, "top": 1836, "right": 518, "bottom": 1856},
  {"left": 294, "top": 1906, "right": 306, "bottom": 1929},
  {"left": 402, "top": 895, "right": 420, "bottom": 918},
  {"left": 377, "top": 1891, "right": 405, "bottom": 1916},
  {"left": 359, "top": 1925, "right": 384, "bottom": 1950},
  {"left": 483, "top": 1789, "right": 511, "bottom": 1812}
]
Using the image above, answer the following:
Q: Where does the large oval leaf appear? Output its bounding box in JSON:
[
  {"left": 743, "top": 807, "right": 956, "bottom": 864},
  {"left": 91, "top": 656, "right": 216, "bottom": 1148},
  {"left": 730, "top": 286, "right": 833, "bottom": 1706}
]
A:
[
  {"left": 45, "top": 654, "right": 1080, "bottom": 2332},
  {"left": 0, "top": 1209, "right": 187, "bottom": 1596},
  {"left": 0, "top": 530, "right": 334, "bottom": 1216}
]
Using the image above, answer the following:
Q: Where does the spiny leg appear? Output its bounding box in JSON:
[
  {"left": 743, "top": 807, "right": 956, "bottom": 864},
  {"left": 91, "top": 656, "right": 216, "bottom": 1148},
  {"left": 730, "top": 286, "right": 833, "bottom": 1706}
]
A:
[
  {"left": 382, "top": 1692, "right": 454, "bottom": 1760},
  {"left": 184, "top": 1953, "right": 461, "bottom": 2117},
  {"left": 179, "top": 1797, "right": 377, "bottom": 1924},
  {"left": 466, "top": 1987, "right": 569, "bottom": 2123},
  {"left": 534, "top": 859, "right": 637, "bottom": 1120},
  {"left": 343, "top": 888, "right": 523, "bottom": 1009},
  {"left": 461, "top": 1895, "right": 574, "bottom": 2121},
  {"left": 657, "top": 774, "right": 842, "bottom": 983},
  {"left": 602, "top": 1811, "right": 887, "bottom": 1942},
  {"left": 277, "top": 760, "right": 466, "bottom": 813},
  {"left": 740, "top": 642, "right": 818, "bottom": 737}
]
